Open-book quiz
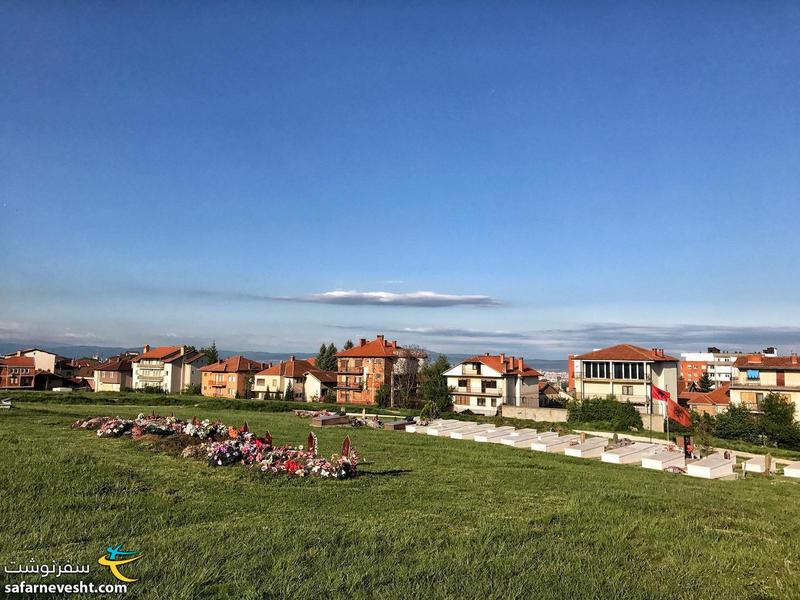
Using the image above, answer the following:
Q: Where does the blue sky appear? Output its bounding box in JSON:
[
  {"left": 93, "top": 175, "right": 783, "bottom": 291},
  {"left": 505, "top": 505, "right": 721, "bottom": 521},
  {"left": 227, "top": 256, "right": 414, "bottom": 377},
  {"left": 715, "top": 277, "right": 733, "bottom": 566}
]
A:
[{"left": 1, "top": 2, "right": 799, "bottom": 359}]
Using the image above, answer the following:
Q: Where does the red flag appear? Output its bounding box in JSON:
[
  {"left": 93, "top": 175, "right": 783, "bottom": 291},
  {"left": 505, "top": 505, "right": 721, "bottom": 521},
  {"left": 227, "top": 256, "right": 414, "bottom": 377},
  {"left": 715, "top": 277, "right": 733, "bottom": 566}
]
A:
[
  {"left": 667, "top": 398, "right": 692, "bottom": 428},
  {"left": 651, "top": 385, "right": 670, "bottom": 402}
]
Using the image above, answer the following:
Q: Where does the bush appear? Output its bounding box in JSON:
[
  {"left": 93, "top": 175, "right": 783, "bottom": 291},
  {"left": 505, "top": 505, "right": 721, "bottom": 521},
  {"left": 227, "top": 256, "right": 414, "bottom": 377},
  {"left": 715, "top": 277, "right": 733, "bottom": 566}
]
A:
[
  {"left": 713, "top": 404, "right": 759, "bottom": 443},
  {"left": 420, "top": 401, "right": 440, "bottom": 421},
  {"left": 184, "top": 383, "right": 202, "bottom": 395},
  {"left": 567, "top": 396, "right": 643, "bottom": 431},
  {"left": 759, "top": 392, "right": 800, "bottom": 447}
]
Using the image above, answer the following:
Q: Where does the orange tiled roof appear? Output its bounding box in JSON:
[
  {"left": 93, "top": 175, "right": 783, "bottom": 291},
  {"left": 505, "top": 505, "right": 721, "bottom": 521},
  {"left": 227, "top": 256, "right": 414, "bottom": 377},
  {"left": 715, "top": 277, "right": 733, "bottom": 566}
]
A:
[
  {"left": 306, "top": 369, "right": 337, "bottom": 383},
  {"left": 256, "top": 358, "right": 316, "bottom": 378},
  {"left": 734, "top": 355, "right": 800, "bottom": 371},
  {"left": 461, "top": 354, "right": 542, "bottom": 377},
  {"left": 95, "top": 357, "right": 133, "bottom": 373},
  {"left": 336, "top": 336, "right": 400, "bottom": 358},
  {"left": 201, "top": 355, "right": 265, "bottom": 373},
  {"left": 0, "top": 356, "right": 36, "bottom": 368},
  {"left": 679, "top": 384, "right": 731, "bottom": 406},
  {"left": 132, "top": 346, "right": 183, "bottom": 362},
  {"left": 574, "top": 344, "right": 678, "bottom": 362}
]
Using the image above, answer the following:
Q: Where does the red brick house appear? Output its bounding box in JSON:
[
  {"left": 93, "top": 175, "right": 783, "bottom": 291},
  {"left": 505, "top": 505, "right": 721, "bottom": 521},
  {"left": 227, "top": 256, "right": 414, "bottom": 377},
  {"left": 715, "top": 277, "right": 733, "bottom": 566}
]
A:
[{"left": 336, "top": 335, "right": 401, "bottom": 405}]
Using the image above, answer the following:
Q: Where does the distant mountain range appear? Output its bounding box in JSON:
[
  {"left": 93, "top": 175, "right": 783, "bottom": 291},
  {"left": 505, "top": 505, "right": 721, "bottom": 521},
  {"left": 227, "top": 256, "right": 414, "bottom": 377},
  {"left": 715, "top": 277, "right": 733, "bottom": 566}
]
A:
[{"left": 0, "top": 342, "right": 567, "bottom": 372}]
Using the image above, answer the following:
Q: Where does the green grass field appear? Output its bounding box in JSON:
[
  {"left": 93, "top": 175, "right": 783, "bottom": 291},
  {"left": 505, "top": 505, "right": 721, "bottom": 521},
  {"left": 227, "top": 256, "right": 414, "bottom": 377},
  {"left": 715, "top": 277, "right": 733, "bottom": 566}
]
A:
[{"left": 1, "top": 402, "right": 799, "bottom": 599}]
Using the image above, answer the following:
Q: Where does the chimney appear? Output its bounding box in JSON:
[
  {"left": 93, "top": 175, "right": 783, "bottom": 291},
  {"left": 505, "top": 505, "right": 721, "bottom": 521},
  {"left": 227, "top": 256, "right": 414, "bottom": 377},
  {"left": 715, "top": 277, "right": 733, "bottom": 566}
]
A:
[
  {"left": 143, "top": 344, "right": 150, "bottom": 353},
  {"left": 180, "top": 346, "right": 186, "bottom": 356},
  {"left": 391, "top": 340, "right": 397, "bottom": 350},
  {"left": 499, "top": 353, "right": 505, "bottom": 364},
  {"left": 517, "top": 357, "right": 523, "bottom": 370},
  {"left": 791, "top": 353, "right": 798, "bottom": 365},
  {"left": 290, "top": 355, "right": 295, "bottom": 361},
  {"left": 377, "top": 334, "right": 384, "bottom": 343},
  {"left": 359, "top": 338, "right": 367, "bottom": 347}
]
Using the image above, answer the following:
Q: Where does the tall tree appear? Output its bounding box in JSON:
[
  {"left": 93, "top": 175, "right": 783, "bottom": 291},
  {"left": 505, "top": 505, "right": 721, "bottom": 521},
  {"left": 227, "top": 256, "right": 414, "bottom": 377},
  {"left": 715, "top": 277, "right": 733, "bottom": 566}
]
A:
[
  {"left": 419, "top": 355, "right": 452, "bottom": 414},
  {"left": 202, "top": 340, "right": 219, "bottom": 364},
  {"left": 323, "top": 342, "right": 338, "bottom": 371},
  {"left": 343, "top": 339, "right": 354, "bottom": 350},
  {"left": 315, "top": 343, "right": 328, "bottom": 369},
  {"left": 697, "top": 372, "right": 713, "bottom": 393}
]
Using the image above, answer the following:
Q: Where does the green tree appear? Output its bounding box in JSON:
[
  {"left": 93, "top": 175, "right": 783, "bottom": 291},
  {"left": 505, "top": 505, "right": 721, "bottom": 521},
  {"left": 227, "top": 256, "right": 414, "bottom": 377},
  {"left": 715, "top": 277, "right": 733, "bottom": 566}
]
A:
[
  {"left": 759, "top": 392, "right": 800, "bottom": 447},
  {"left": 343, "top": 339, "right": 354, "bottom": 350},
  {"left": 419, "top": 355, "right": 452, "bottom": 414},
  {"left": 201, "top": 340, "right": 219, "bottom": 364},
  {"left": 315, "top": 343, "right": 328, "bottom": 370},
  {"left": 697, "top": 372, "right": 714, "bottom": 393},
  {"left": 714, "top": 404, "right": 759, "bottom": 443},
  {"left": 323, "top": 342, "right": 338, "bottom": 371},
  {"left": 283, "top": 384, "right": 294, "bottom": 402},
  {"left": 375, "top": 383, "right": 390, "bottom": 408}
]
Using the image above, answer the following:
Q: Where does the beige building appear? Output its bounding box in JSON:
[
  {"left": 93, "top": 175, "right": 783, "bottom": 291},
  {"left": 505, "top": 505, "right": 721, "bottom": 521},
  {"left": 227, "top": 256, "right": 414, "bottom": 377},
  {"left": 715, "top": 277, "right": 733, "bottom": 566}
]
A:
[
  {"left": 3, "top": 348, "right": 59, "bottom": 373},
  {"left": 253, "top": 357, "right": 337, "bottom": 402},
  {"left": 94, "top": 355, "right": 135, "bottom": 392},
  {"left": 444, "top": 353, "right": 541, "bottom": 416},
  {"left": 729, "top": 354, "right": 800, "bottom": 420},
  {"left": 131, "top": 345, "right": 208, "bottom": 393},
  {"left": 570, "top": 344, "right": 679, "bottom": 415}
]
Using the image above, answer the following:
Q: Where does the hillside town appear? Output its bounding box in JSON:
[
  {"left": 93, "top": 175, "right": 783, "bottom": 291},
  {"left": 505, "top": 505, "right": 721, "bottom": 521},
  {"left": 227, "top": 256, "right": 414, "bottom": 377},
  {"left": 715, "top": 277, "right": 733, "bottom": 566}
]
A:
[{"left": 3, "top": 336, "right": 798, "bottom": 426}]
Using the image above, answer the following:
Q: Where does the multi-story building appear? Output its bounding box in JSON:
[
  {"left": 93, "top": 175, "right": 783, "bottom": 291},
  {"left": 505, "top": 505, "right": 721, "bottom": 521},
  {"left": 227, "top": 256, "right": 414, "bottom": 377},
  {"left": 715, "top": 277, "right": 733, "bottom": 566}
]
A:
[
  {"left": 444, "top": 353, "right": 542, "bottom": 416},
  {"left": 569, "top": 344, "right": 679, "bottom": 414},
  {"left": 3, "top": 348, "right": 59, "bottom": 374},
  {"left": 252, "top": 357, "right": 336, "bottom": 402},
  {"left": 200, "top": 355, "right": 266, "bottom": 399},
  {"left": 0, "top": 356, "right": 36, "bottom": 389},
  {"left": 94, "top": 354, "right": 135, "bottom": 392},
  {"left": 730, "top": 353, "right": 800, "bottom": 420},
  {"left": 335, "top": 335, "right": 411, "bottom": 405},
  {"left": 679, "top": 356, "right": 709, "bottom": 385},
  {"left": 130, "top": 345, "right": 207, "bottom": 393}
]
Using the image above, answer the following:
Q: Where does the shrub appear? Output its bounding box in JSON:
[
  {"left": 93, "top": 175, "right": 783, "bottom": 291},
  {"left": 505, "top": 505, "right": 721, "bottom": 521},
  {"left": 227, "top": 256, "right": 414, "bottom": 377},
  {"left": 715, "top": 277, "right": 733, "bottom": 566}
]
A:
[
  {"left": 420, "top": 401, "right": 439, "bottom": 421},
  {"left": 184, "top": 383, "right": 202, "bottom": 395},
  {"left": 567, "top": 396, "right": 643, "bottom": 430},
  {"left": 759, "top": 392, "right": 800, "bottom": 447},
  {"left": 713, "top": 404, "right": 759, "bottom": 443},
  {"left": 375, "top": 384, "right": 390, "bottom": 408}
]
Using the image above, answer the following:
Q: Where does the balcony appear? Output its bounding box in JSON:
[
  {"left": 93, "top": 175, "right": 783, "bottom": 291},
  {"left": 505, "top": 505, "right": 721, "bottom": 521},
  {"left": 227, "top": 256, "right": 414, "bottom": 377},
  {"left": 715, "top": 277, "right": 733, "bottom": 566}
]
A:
[
  {"left": 338, "top": 367, "right": 364, "bottom": 375},
  {"left": 453, "top": 387, "right": 501, "bottom": 396},
  {"left": 732, "top": 380, "right": 800, "bottom": 391}
]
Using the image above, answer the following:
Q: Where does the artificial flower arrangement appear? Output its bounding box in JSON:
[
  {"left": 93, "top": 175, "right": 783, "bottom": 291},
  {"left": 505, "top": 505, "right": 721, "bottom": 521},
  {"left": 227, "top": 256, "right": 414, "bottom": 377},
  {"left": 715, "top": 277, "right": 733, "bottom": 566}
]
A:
[{"left": 72, "top": 413, "right": 359, "bottom": 480}]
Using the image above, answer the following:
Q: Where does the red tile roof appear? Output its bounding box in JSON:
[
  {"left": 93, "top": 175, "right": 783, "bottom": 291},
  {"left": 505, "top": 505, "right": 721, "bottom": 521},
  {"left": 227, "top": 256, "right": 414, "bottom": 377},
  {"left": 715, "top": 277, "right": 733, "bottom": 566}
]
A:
[
  {"left": 256, "top": 358, "right": 317, "bottom": 378},
  {"left": 306, "top": 369, "right": 338, "bottom": 384},
  {"left": 95, "top": 357, "right": 133, "bottom": 373},
  {"left": 336, "top": 336, "right": 401, "bottom": 358},
  {"left": 679, "top": 384, "right": 730, "bottom": 406},
  {"left": 574, "top": 344, "right": 678, "bottom": 362},
  {"left": 201, "top": 355, "right": 265, "bottom": 373},
  {"left": 734, "top": 355, "right": 800, "bottom": 371},
  {"left": 132, "top": 345, "right": 183, "bottom": 362},
  {"left": 0, "top": 356, "right": 36, "bottom": 368},
  {"left": 461, "top": 354, "right": 542, "bottom": 377}
]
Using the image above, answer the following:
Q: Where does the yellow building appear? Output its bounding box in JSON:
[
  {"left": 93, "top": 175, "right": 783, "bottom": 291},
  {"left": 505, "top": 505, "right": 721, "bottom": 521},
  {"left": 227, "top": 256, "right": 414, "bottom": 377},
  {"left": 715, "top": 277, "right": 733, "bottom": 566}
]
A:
[{"left": 729, "top": 354, "right": 800, "bottom": 420}]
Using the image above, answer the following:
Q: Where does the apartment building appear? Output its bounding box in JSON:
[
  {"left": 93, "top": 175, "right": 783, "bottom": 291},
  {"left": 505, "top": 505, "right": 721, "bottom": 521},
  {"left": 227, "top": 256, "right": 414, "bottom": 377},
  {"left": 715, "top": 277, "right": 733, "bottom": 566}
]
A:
[
  {"left": 0, "top": 356, "right": 36, "bottom": 389},
  {"left": 335, "top": 335, "right": 408, "bottom": 405},
  {"left": 200, "top": 355, "right": 266, "bottom": 398},
  {"left": 253, "top": 357, "right": 336, "bottom": 402},
  {"left": 569, "top": 344, "right": 679, "bottom": 413},
  {"left": 730, "top": 353, "right": 800, "bottom": 420},
  {"left": 131, "top": 345, "right": 208, "bottom": 393},
  {"left": 444, "top": 353, "right": 541, "bottom": 416},
  {"left": 3, "top": 348, "right": 59, "bottom": 374},
  {"left": 94, "top": 355, "right": 135, "bottom": 392}
]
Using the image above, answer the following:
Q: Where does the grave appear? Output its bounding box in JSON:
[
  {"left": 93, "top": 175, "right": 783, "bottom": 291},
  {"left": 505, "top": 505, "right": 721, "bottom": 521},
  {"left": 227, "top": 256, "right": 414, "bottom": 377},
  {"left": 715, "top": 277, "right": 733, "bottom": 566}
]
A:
[
  {"left": 473, "top": 426, "right": 516, "bottom": 443},
  {"left": 564, "top": 437, "right": 607, "bottom": 459},
  {"left": 784, "top": 462, "right": 800, "bottom": 478},
  {"left": 310, "top": 414, "right": 350, "bottom": 428},
  {"left": 449, "top": 424, "right": 497, "bottom": 440},
  {"left": 530, "top": 434, "right": 579, "bottom": 453},
  {"left": 686, "top": 452, "right": 736, "bottom": 480},
  {"left": 743, "top": 454, "right": 776, "bottom": 474},
  {"left": 641, "top": 449, "right": 686, "bottom": 471},
  {"left": 601, "top": 443, "right": 659, "bottom": 465}
]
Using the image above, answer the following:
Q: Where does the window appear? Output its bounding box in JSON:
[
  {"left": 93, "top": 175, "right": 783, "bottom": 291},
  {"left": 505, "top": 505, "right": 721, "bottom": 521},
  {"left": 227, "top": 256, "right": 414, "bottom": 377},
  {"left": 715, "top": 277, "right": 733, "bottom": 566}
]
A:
[
  {"left": 477, "top": 398, "right": 486, "bottom": 407},
  {"left": 482, "top": 380, "right": 497, "bottom": 389},
  {"left": 490, "top": 398, "right": 497, "bottom": 407},
  {"left": 454, "top": 395, "right": 470, "bottom": 405},
  {"left": 613, "top": 363, "right": 644, "bottom": 380},
  {"left": 756, "top": 393, "right": 764, "bottom": 404},
  {"left": 583, "top": 361, "right": 609, "bottom": 379},
  {"left": 746, "top": 370, "right": 760, "bottom": 380},
  {"left": 458, "top": 379, "right": 468, "bottom": 388},
  {"left": 256, "top": 378, "right": 264, "bottom": 386},
  {"left": 621, "top": 385, "right": 633, "bottom": 395}
]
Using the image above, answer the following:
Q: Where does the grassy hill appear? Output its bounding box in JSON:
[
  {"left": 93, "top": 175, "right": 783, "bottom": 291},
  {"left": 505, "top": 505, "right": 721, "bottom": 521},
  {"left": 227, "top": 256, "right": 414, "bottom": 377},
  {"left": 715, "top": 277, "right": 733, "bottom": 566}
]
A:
[{"left": 1, "top": 402, "right": 798, "bottom": 599}]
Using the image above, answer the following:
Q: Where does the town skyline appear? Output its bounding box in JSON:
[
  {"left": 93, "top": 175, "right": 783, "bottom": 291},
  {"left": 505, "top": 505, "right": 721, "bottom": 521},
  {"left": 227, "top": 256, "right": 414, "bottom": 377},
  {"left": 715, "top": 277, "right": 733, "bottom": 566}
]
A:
[{"left": 2, "top": 3, "right": 799, "bottom": 357}]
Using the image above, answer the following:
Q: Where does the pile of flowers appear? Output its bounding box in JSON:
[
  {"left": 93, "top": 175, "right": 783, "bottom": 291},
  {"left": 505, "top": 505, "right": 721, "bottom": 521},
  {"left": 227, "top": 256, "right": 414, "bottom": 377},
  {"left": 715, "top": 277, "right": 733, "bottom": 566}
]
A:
[{"left": 71, "top": 413, "right": 359, "bottom": 480}]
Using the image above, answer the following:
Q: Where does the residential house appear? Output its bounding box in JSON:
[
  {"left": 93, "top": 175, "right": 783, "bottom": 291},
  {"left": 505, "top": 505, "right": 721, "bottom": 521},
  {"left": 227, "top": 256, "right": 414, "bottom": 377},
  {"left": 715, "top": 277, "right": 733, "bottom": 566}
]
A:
[
  {"left": 444, "top": 353, "right": 541, "bottom": 416},
  {"left": 94, "top": 355, "right": 135, "bottom": 392},
  {"left": 335, "top": 336, "right": 411, "bottom": 405},
  {"left": 304, "top": 370, "right": 338, "bottom": 402},
  {"left": 730, "top": 354, "right": 800, "bottom": 420},
  {"left": 0, "top": 356, "right": 36, "bottom": 389},
  {"left": 679, "top": 384, "right": 730, "bottom": 416},
  {"left": 131, "top": 345, "right": 208, "bottom": 393},
  {"left": 539, "top": 380, "right": 564, "bottom": 404},
  {"left": 200, "top": 355, "right": 266, "bottom": 398},
  {"left": 252, "top": 357, "right": 336, "bottom": 402},
  {"left": 3, "top": 348, "right": 59, "bottom": 373},
  {"left": 569, "top": 344, "right": 679, "bottom": 415}
]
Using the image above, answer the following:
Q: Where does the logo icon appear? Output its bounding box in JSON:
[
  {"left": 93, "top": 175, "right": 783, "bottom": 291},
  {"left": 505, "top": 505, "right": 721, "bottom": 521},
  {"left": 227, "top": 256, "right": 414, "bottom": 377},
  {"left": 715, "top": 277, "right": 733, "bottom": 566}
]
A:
[{"left": 98, "top": 544, "right": 143, "bottom": 583}]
